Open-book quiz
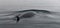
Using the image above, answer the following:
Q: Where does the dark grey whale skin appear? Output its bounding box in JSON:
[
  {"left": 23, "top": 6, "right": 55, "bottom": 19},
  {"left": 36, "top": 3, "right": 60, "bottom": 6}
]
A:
[{"left": 16, "top": 12, "right": 36, "bottom": 23}]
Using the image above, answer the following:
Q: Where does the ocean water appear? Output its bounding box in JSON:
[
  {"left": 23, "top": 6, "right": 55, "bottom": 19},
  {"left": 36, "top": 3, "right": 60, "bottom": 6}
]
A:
[{"left": 0, "top": 11, "right": 60, "bottom": 28}]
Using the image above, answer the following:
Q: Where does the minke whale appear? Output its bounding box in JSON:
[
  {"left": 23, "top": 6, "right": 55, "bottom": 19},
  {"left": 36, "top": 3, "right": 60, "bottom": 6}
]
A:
[{"left": 14, "top": 9, "right": 51, "bottom": 23}]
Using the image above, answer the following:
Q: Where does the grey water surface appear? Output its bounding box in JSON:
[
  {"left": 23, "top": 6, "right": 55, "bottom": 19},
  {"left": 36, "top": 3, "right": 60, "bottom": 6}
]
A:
[{"left": 0, "top": 10, "right": 60, "bottom": 28}]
